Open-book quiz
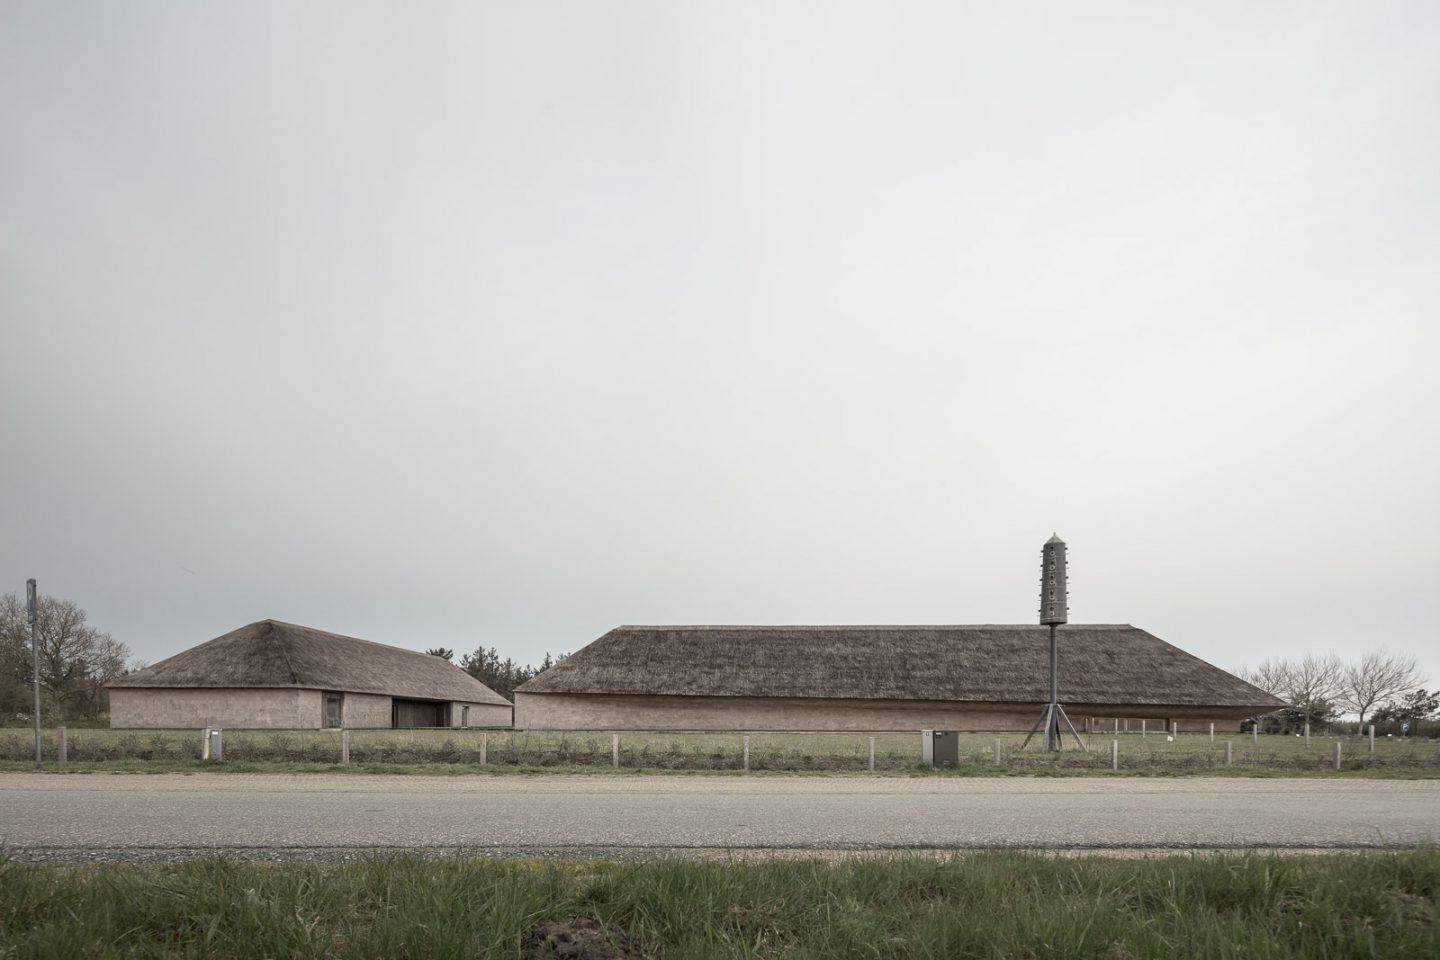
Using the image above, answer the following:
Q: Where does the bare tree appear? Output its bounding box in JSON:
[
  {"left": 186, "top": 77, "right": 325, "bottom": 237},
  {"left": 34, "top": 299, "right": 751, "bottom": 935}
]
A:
[
  {"left": 1283, "top": 654, "right": 1344, "bottom": 723},
  {"left": 1340, "top": 651, "right": 1423, "bottom": 728},
  {"left": 0, "top": 593, "right": 131, "bottom": 719},
  {"left": 1238, "top": 659, "right": 1293, "bottom": 698}
]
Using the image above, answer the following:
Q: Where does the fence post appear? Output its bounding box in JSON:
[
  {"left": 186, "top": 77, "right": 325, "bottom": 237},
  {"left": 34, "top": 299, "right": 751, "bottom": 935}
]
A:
[
  {"left": 1333, "top": 741, "right": 1342, "bottom": 771},
  {"left": 1110, "top": 739, "right": 1119, "bottom": 771},
  {"left": 1209, "top": 722, "right": 1214, "bottom": 742},
  {"left": 58, "top": 726, "right": 67, "bottom": 764},
  {"left": 1224, "top": 740, "right": 1232, "bottom": 767},
  {"left": 1304, "top": 722, "right": 1310, "bottom": 749},
  {"left": 743, "top": 735, "right": 750, "bottom": 772},
  {"left": 993, "top": 737, "right": 1002, "bottom": 766},
  {"left": 1253, "top": 725, "right": 1258, "bottom": 745},
  {"left": 1141, "top": 719, "right": 1146, "bottom": 738},
  {"left": 340, "top": 729, "right": 350, "bottom": 764},
  {"left": 480, "top": 732, "right": 487, "bottom": 766},
  {"left": 1368, "top": 724, "right": 1375, "bottom": 753},
  {"left": 201, "top": 728, "right": 211, "bottom": 760},
  {"left": 611, "top": 733, "right": 620, "bottom": 768},
  {"left": 869, "top": 736, "right": 876, "bottom": 771},
  {"left": 1114, "top": 718, "right": 1119, "bottom": 734}
]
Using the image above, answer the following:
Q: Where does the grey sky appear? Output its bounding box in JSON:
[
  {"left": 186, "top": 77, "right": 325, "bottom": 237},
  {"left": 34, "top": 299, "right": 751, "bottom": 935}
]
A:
[{"left": 3, "top": 3, "right": 1437, "bottom": 688}]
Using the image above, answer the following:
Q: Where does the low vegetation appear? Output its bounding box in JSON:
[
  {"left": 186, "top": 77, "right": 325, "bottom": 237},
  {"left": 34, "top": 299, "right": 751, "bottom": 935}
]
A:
[
  {"left": 2, "top": 728, "right": 1436, "bottom": 775},
  {"left": 3, "top": 852, "right": 1438, "bottom": 958}
]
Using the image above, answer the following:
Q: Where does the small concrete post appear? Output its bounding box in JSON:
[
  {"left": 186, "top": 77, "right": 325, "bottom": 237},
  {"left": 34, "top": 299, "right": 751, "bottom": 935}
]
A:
[
  {"left": 201, "top": 728, "right": 211, "bottom": 760},
  {"left": 611, "top": 733, "right": 620, "bottom": 768},
  {"left": 58, "top": 726, "right": 67, "bottom": 764},
  {"left": 743, "top": 735, "right": 750, "bottom": 772},
  {"left": 209, "top": 728, "right": 223, "bottom": 761},
  {"left": 1368, "top": 724, "right": 1375, "bottom": 753},
  {"left": 1114, "top": 717, "right": 1119, "bottom": 734},
  {"left": 993, "top": 737, "right": 1002, "bottom": 766},
  {"left": 480, "top": 732, "right": 487, "bottom": 766},
  {"left": 1209, "top": 722, "right": 1215, "bottom": 742},
  {"left": 340, "top": 729, "right": 349, "bottom": 764},
  {"left": 1124, "top": 719, "right": 1129, "bottom": 733},
  {"left": 1333, "top": 741, "right": 1342, "bottom": 771},
  {"left": 1304, "top": 722, "right": 1310, "bottom": 749},
  {"left": 1110, "top": 739, "right": 1119, "bottom": 771},
  {"left": 1141, "top": 719, "right": 1146, "bottom": 738},
  {"left": 1253, "top": 725, "right": 1259, "bottom": 744},
  {"left": 869, "top": 736, "right": 876, "bottom": 771},
  {"left": 1224, "top": 740, "right": 1232, "bottom": 767}
]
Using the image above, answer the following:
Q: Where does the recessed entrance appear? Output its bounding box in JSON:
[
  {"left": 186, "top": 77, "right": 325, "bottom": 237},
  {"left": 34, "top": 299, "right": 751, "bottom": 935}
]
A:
[{"left": 392, "top": 698, "right": 446, "bottom": 728}]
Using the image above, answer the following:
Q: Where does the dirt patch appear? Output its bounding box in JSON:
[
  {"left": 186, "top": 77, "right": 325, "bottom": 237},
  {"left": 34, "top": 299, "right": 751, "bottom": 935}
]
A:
[{"left": 524, "top": 916, "right": 637, "bottom": 959}]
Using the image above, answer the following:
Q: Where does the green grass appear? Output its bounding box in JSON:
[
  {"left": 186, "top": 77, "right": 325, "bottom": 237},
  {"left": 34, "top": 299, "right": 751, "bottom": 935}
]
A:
[
  {"left": 2, "top": 852, "right": 1437, "bottom": 958},
  {"left": 2, "top": 727, "right": 1435, "bottom": 775}
]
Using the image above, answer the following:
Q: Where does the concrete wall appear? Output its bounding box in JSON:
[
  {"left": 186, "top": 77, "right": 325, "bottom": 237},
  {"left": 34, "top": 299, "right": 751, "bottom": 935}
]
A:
[
  {"left": 451, "top": 701, "right": 512, "bottom": 728},
  {"left": 343, "top": 692, "right": 392, "bottom": 729},
  {"left": 514, "top": 692, "right": 1259, "bottom": 732},
  {"left": 110, "top": 687, "right": 317, "bottom": 729}
]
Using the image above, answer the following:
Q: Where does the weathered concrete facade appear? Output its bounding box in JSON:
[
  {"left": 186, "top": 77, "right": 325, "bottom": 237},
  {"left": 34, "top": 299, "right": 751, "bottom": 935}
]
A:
[
  {"left": 513, "top": 692, "right": 1257, "bottom": 732},
  {"left": 111, "top": 687, "right": 513, "bottom": 730}
]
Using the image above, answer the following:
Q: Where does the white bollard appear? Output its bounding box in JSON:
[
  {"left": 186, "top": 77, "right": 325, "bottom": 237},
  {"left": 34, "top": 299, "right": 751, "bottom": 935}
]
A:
[
  {"left": 201, "top": 728, "right": 211, "bottom": 761},
  {"left": 743, "top": 735, "right": 750, "bottom": 772},
  {"left": 1253, "top": 725, "right": 1259, "bottom": 745},
  {"left": 1141, "top": 719, "right": 1146, "bottom": 738},
  {"left": 611, "top": 733, "right": 619, "bottom": 768},
  {"left": 1209, "top": 723, "right": 1215, "bottom": 743},
  {"left": 1110, "top": 739, "right": 1119, "bottom": 771},
  {"left": 869, "top": 736, "right": 876, "bottom": 771}
]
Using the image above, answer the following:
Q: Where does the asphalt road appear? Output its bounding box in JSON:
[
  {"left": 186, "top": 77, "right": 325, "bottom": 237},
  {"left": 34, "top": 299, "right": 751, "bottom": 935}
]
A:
[{"left": 3, "top": 773, "right": 1437, "bottom": 863}]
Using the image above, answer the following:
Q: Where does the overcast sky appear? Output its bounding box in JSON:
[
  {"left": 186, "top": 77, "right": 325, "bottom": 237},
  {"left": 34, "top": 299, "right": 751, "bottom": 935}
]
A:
[{"left": 3, "top": 3, "right": 1437, "bottom": 688}]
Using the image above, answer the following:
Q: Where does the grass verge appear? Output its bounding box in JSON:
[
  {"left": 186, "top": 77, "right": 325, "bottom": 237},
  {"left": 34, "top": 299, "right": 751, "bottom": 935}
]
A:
[
  {"left": 2, "top": 851, "right": 1437, "bottom": 958},
  {"left": 3, "top": 758, "right": 1438, "bottom": 779}
]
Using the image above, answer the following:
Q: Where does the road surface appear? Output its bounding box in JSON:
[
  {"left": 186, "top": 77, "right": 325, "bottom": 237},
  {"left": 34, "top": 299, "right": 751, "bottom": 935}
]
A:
[{"left": 2, "top": 773, "right": 1436, "bottom": 863}]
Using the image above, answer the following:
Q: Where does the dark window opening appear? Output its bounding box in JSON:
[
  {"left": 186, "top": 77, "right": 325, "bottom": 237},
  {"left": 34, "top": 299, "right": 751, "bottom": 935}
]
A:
[
  {"left": 392, "top": 698, "right": 446, "bottom": 728},
  {"left": 323, "top": 693, "right": 343, "bottom": 728}
]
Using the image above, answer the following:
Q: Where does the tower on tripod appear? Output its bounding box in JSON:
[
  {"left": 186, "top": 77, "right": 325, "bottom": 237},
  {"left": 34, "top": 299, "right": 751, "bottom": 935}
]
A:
[{"left": 1022, "top": 534, "right": 1086, "bottom": 751}]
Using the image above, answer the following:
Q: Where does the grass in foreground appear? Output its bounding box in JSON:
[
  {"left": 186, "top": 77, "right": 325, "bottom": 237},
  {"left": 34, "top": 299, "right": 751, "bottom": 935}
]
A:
[{"left": 2, "top": 852, "right": 1437, "bottom": 958}]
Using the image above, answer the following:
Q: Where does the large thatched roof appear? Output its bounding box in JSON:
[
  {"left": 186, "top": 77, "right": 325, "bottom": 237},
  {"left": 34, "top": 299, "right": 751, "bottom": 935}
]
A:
[
  {"left": 110, "top": 620, "right": 510, "bottom": 705},
  {"left": 517, "top": 625, "right": 1283, "bottom": 709}
]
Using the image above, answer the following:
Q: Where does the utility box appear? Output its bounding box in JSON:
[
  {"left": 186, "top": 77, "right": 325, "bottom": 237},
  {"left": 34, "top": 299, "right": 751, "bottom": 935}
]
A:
[{"left": 921, "top": 730, "right": 959, "bottom": 766}]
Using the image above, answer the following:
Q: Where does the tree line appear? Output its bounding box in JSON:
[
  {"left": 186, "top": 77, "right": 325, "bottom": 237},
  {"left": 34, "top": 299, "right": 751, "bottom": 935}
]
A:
[
  {"left": 0, "top": 592, "right": 132, "bottom": 721},
  {"left": 1239, "top": 652, "right": 1436, "bottom": 735},
  {"left": 428, "top": 645, "right": 567, "bottom": 702}
]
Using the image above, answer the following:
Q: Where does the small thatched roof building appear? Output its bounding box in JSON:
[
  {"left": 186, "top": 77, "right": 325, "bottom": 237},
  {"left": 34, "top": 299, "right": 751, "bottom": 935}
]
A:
[
  {"left": 514, "top": 625, "right": 1283, "bottom": 732},
  {"left": 109, "top": 620, "right": 512, "bottom": 730}
]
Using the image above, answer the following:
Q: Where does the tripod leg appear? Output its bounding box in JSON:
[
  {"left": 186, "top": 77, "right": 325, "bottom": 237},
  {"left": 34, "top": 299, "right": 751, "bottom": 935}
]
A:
[
  {"left": 1058, "top": 705, "right": 1088, "bottom": 752},
  {"left": 1020, "top": 705, "right": 1048, "bottom": 750}
]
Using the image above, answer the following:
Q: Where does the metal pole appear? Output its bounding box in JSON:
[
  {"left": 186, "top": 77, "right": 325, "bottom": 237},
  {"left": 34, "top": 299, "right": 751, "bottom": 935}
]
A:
[
  {"left": 1048, "top": 622, "right": 1058, "bottom": 751},
  {"left": 27, "top": 579, "right": 41, "bottom": 771}
]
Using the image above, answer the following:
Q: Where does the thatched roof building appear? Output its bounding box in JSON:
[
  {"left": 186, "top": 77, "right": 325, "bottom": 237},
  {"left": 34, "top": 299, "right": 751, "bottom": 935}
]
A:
[
  {"left": 514, "top": 624, "right": 1283, "bottom": 732},
  {"left": 109, "top": 620, "right": 512, "bottom": 730}
]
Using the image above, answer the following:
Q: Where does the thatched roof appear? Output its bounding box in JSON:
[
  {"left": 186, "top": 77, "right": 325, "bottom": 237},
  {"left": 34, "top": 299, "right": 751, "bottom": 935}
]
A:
[
  {"left": 517, "top": 625, "right": 1283, "bottom": 710},
  {"left": 110, "top": 620, "right": 510, "bottom": 705}
]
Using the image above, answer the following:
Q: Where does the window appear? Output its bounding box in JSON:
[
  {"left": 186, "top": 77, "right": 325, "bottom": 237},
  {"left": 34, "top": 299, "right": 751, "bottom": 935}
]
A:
[
  {"left": 323, "top": 693, "right": 343, "bottom": 728},
  {"left": 461, "top": 706, "right": 470, "bottom": 728}
]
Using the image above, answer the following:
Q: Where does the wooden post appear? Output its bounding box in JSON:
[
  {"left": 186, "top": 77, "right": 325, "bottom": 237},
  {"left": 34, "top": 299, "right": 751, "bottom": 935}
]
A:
[
  {"left": 1224, "top": 740, "right": 1232, "bottom": 767},
  {"left": 743, "top": 735, "right": 750, "bottom": 772},
  {"left": 1304, "top": 722, "right": 1310, "bottom": 749},
  {"left": 58, "top": 726, "right": 67, "bottom": 764},
  {"left": 480, "top": 732, "right": 487, "bottom": 766},
  {"left": 340, "top": 729, "right": 350, "bottom": 764},
  {"left": 1141, "top": 719, "right": 1146, "bottom": 738},
  {"left": 869, "top": 736, "right": 876, "bottom": 771},
  {"left": 1114, "top": 717, "right": 1119, "bottom": 734},
  {"left": 992, "top": 737, "right": 1002, "bottom": 765},
  {"left": 1209, "top": 722, "right": 1215, "bottom": 743},
  {"left": 201, "top": 728, "right": 211, "bottom": 761},
  {"left": 1333, "top": 741, "right": 1342, "bottom": 771},
  {"left": 1110, "top": 739, "right": 1118, "bottom": 771},
  {"left": 1124, "top": 719, "right": 1129, "bottom": 733},
  {"left": 611, "top": 733, "right": 620, "bottom": 768},
  {"left": 1253, "top": 725, "right": 1259, "bottom": 745},
  {"left": 1368, "top": 724, "right": 1375, "bottom": 753}
]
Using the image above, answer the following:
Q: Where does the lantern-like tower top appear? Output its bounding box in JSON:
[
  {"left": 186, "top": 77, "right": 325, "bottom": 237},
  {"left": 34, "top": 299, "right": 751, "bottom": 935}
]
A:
[{"left": 1040, "top": 534, "right": 1068, "bottom": 625}]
